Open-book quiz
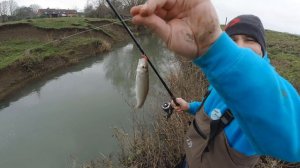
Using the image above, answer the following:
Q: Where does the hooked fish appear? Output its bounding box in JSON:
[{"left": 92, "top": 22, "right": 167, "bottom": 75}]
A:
[{"left": 135, "top": 57, "right": 149, "bottom": 108}]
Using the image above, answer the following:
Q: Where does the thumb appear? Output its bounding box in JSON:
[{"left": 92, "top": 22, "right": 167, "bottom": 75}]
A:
[
  {"left": 175, "top": 98, "right": 185, "bottom": 106},
  {"left": 171, "top": 98, "right": 186, "bottom": 107},
  {"left": 132, "top": 14, "right": 171, "bottom": 43}
]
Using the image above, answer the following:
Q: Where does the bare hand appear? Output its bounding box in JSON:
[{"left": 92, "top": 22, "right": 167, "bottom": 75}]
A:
[
  {"left": 130, "top": 0, "right": 222, "bottom": 59},
  {"left": 171, "top": 98, "right": 189, "bottom": 113}
]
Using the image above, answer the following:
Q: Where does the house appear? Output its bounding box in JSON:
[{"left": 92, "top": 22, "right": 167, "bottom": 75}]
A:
[{"left": 37, "top": 8, "right": 78, "bottom": 17}]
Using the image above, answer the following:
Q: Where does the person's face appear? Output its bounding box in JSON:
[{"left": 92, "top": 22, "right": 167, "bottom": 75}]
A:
[{"left": 231, "top": 35, "right": 263, "bottom": 57}]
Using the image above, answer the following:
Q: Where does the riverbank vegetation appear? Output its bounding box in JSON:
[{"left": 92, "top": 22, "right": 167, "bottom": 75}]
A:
[
  {"left": 0, "top": 17, "right": 127, "bottom": 69},
  {"left": 0, "top": 17, "right": 134, "bottom": 100},
  {"left": 0, "top": 17, "right": 122, "bottom": 29},
  {"left": 82, "top": 30, "right": 299, "bottom": 167},
  {"left": 0, "top": 36, "right": 110, "bottom": 70}
]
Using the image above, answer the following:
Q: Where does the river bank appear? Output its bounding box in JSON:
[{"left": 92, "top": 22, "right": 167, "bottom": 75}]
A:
[{"left": 0, "top": 17, "right": 136, "bottom": 101}]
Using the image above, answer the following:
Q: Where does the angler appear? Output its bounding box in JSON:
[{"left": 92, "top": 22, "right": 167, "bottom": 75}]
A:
[{"left": 131, "top": 0, "right": 300, "bottom": 168}]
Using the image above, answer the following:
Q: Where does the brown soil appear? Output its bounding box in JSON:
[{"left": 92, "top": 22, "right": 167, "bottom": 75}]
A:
[
  {"left": 0, "top": 21, "right": 131, "bottom": 101},
  {"left": 0, "top": 23, "right": 113, "bottom": 42}
]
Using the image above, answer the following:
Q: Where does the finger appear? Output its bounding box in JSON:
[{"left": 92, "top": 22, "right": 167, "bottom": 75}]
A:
[
  {"left": 175, "top": 108, "right": 184, "bottom": 113},
  {"left": 140, "top": 0, "right": 176, "bottom": 16},
  {"left": 175, "top": 97, "right": 190, "bottom": 111},
  {"left": 132, "top": 14, "right": 171, "bottom": 43},
  {"left": 140, "top": 0, "right": 165, "bottom": 16},
  {"left": 175, "top": 98, "right": 182, "bottom": 104},
  {"left": 174, "top": 106, "right": 182, "bottom": 111},
  {"left": 171, "top": 100, "right": 176, "bottom": 108},
  {"left": 171, "top": 99, "right": 180, "bottom": 108},
  {"left": 172, "top": 98, "right": 183, "bottom": 107},
  {"left": 173, "top": 98, "right": 181, "bottom": 106},
  {"left": 171, "top": 98, "right": 180, "bottom": 108},
  {"left": 130, "top": 5, "right": 144, "bottom": 16},
  {"left": 155, "top": 7, "right": 168, "bottom": 19}
]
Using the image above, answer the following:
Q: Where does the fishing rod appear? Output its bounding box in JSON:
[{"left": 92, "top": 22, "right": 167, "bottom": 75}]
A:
[{"left": 106, "top": 0, "right": 179, "bottom": 111}]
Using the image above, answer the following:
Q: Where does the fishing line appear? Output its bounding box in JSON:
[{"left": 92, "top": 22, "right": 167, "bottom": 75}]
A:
[
  {"left": 106, "top": 0, "right": 179, "bottom": 106},
  {"left": 25, "top": 18, "right": 132, "bottom": 52}
]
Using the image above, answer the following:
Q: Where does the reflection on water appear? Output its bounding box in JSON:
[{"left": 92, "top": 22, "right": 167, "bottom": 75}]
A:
[
  {"left": 0, "top": 56, "right": 105, "bottom": 110},
  {"left": 0, "top": 36, "right": 179, "bottom": 168}
]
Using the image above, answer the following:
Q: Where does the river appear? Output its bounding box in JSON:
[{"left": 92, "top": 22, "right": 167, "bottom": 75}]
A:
[{"left": 0, "top": 36, "right": 179, "bottom": 168}]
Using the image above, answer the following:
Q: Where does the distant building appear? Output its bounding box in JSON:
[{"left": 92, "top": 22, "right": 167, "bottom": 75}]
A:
[{"left": 37, "top": 8, "right": 78, "bottom": 17}]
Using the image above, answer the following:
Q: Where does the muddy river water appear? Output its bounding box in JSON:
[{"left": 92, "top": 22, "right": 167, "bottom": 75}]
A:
[{"left": 0, "top": 36, "right": 179, "bottom": 168}]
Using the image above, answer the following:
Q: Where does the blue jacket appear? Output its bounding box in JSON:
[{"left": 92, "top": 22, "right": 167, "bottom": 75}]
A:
[{"left": 188, "top": 33, "right": 300, "bottom": 162}]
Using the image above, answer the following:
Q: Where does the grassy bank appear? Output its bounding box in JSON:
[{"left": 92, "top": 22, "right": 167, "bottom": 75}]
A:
[
  {"left": 0, "top": 37, "right": 110, "bottom": 70},
  {"left": 266, "top": 30, "right": 300, "bottom": 91},
  {"left": 0, "top": 17, "right": 119, "bottom": 29},
  {"left": 0, "top": 17, "right": 128, "bottom": 70},
  {"left": 0, "top": 17, "right": 132, "bottom": 100},
  {"left": 82, "top": 30, "right": 300, "bottom": 168}
]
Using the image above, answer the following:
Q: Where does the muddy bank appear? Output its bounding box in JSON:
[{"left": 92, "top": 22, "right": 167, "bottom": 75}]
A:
[
  {"left": 0, "top": 22, "right": 122, "bottom": 42},
  {"left": 0, "top": 21, "right": 135, "bottom": 101}
]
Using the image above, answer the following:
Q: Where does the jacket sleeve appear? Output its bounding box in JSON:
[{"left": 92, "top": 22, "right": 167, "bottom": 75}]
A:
[
  {"left": 188, "top": 101, "right": 202, "bottom": 115},
  {"left": 193, "top": 32, "right": 300, "bottom": 162}
]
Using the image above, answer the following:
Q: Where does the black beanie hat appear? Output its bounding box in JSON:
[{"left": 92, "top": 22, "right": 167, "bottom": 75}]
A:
[{"left": 225, "top": 15, "right": 266, "bottom": 55}]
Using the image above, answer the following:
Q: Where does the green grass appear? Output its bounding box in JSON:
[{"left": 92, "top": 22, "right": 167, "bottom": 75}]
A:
[
  {"left": 0, "top": 37, "right": 104, "bottom": 70},
  {"left": 0, "top": 40, "right": 41, "bottom": 69},
  {"left": 30, "top": 17, "right": 89, "bottom": 29},
  {"left": 0, "top": 17, "right": 120, "bottom": 29},
  {"left": 86, "top": 18, "right": 116, "bottom": 22},
  {"left": 0, "top": 20, "right": 28, "bottom": 26},
  {"left": 266, "top": 30, "right": 300, "bottom": 57},
  {"left": 0, "top": 17, "right": 124, "bottom": 70},
  {"left": 266, "top": 30, "right": 300, "bottom": 90}
]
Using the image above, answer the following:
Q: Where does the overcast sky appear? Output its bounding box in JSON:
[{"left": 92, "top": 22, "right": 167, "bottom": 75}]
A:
[{"left": 15, "top": 0, "right": 300, "bottom": 35}]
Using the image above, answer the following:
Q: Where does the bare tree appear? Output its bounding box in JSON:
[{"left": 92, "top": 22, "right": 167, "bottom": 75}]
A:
[
  {"left": 83, "top": 0, "right": 145, "bottom": 18},
  {"left": 8, "top": 0, "right": 17, "bottom": 15},
  {"left": 122, "top": 0, "right": 145, "bottom": 8},
  {"left": 0, "top": 1, "right": 9, "bottom": 22},
  {"left": 15, "top": 6, "right": 35, "bottom": 19},
  {"left": 94, "top": 0, "right": 111, "bottom": 17},
  {"left": 119, "top": 0, "right": 146, "bottom": 15},
  {"left": 0, "top": 1, "right": 8, "bottom": 15},
  {"left": 29, "top": 4, "right": 40, "bottom": 14},
  {"left": 0, "top": 3, "right": 2, "bottom": 19},
  {"left": 84, "top": 4, "right": 94, "bottom": 17},
  {"left": 86, "top": 0, "right": 95, "bottom": 8},
  {"left": 84, "top": 0, "right": 97, "bottom": 17}
]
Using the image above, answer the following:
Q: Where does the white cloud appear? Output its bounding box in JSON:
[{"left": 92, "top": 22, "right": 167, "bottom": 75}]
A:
[
  {"left": 15, "top": 0, "right": 86, "bottom": 11},
  {"left": 14, "top": 0, "right": 300, "bottom": 34},
  {"left": 212, "top": 0, "right": 300, "bottom": 35}
]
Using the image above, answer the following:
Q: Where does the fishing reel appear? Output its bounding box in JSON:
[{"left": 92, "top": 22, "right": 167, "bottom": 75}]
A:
[{"left": 161, "top": 102, "right": 174, "bottom": 119}]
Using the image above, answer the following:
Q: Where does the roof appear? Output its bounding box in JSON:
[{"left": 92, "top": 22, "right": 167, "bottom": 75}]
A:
[{"left": 38, "top": 8, "right": 77, "bottom": 15}]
